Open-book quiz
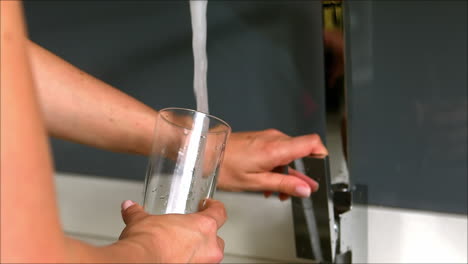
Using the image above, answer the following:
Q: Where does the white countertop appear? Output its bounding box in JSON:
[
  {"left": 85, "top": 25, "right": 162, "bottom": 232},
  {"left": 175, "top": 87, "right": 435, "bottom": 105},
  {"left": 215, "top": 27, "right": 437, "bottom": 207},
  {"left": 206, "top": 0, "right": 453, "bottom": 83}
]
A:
[{"left": 55, "top": 173, "right": 467, "bottom": 263}]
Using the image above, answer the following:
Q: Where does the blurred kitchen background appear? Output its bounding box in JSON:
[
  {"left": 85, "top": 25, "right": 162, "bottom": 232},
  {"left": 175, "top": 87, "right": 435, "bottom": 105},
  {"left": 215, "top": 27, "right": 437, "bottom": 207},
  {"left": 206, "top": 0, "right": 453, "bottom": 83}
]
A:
[{"left": 24, "top": 0, "right": 467, "bottom": 263}]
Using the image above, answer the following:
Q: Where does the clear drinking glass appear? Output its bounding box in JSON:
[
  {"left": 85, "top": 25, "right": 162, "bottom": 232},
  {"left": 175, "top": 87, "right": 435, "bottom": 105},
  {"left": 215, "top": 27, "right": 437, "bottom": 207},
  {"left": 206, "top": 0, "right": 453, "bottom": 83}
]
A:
[{"left": 143, "top": 108, "right": 231, "bottom": 215}]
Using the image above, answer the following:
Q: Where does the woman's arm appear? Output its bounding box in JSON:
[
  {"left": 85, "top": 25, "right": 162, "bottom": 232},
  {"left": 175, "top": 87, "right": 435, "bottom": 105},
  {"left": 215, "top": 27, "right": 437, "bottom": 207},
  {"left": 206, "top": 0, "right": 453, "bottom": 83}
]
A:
[
  {"left": 1, "top": 1, "right": 68, "bottom": 261},
  {"left": 28, "top": 39, "right": 327, "bottom": 198},
  {"left": 28, "top": 25, "right": 329, "bottom": 200},
  {"left": 28, "top": 41, "right": 156, "bottom": 155}
]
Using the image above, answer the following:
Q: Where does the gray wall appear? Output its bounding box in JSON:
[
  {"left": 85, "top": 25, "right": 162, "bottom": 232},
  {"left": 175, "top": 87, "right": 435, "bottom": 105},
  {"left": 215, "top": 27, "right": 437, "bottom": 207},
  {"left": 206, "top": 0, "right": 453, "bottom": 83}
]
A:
[
  {"left": 345, "top": 0, "right": 467, "bottom": 214},
  {"left": 25, "top": 1, "right": 326, "bottom": 181}
]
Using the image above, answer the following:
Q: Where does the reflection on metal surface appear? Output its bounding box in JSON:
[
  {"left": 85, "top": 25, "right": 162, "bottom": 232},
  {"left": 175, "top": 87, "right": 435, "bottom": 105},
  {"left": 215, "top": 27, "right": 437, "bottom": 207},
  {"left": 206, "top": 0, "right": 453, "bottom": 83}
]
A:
[
  {"left": 332, "top": 183, "right": 351, "bottom": 216},
  {"left": 291, "top": 1, "right": 368, "bottom": 263},
  {"left": 292, "top": 158, "right": 368, "bottom": 263},
  {"left": 335, "top": 250, "right": 352, "bottom": 264},
  {"left": 339, "top": 185, "right": 368, "bottom": 262},
  {"left": 292, "top": 157, "right": 334, "bottom": 262}
]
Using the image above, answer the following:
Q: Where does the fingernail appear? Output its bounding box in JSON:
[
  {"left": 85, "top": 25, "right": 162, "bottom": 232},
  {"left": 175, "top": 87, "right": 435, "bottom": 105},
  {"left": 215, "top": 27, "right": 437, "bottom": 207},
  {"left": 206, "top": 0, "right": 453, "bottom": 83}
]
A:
[
  {"left": 295, "top": 186, "right": 311, "bottom": 197},
  {"left": 313, "top": 183, "right": 320, "bottom": 192},
  {"left": 122, "top": 200, "right": 135, "bottom": 211}
]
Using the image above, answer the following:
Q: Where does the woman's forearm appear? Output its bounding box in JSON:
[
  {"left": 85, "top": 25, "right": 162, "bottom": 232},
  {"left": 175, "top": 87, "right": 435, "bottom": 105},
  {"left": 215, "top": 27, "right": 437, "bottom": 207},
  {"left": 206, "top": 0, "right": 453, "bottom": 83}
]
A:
[
  {"left": 28, "top": 40, "right": 157, "bottom": 155},
  {"left": 1, "top": 2, "right": 67, "bottom": 262}
]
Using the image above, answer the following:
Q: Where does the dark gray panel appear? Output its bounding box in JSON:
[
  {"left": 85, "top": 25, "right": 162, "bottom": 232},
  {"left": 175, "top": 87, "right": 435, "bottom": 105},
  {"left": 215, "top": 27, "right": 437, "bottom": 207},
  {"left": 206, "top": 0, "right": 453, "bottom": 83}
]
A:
[
  {"left": 345, "top": 0, "right": 467, "bottom": 214},
  {"left": 24, "top": 1, "right": 326, "bottom": 180}
]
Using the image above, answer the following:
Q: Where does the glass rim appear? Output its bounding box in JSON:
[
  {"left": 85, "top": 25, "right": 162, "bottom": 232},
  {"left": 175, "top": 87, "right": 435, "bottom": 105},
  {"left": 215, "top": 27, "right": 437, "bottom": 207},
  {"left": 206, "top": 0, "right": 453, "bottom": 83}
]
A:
[{"left": 159, "top": 107, "right": 231, "bottom": 134}]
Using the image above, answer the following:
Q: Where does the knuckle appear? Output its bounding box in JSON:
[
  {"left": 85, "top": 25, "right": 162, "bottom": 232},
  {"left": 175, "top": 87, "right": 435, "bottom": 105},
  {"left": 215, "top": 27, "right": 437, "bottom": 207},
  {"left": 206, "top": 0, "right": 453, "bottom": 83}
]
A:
[
  {"left": 197, "top": 215, "right": 218, "bottom": 233},
  {"left": 268, "top": 144, "right": 287, "bottom": 163},
  {"left": 265, "top": 128, "right": 283, "bottom": 136},
  {"left": 309, "top": 133, "right": 320, "bottom": 142},
  {"left": 209, "top": 248, "right": 224, "bottom": 263},
  {"left": 262, "top": 140, "right": 280, "bottom": 153}
]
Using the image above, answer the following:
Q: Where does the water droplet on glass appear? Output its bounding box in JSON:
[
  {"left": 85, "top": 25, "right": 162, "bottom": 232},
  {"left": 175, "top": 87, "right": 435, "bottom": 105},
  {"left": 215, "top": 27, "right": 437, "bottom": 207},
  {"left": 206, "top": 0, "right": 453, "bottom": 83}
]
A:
[
  {"left": 183, "top": 129, "right": 189, "bottom": 135},
  {"left": 201, "top": 135, "right": 206, "bottom": 139},
  {"left": 159, "top": 195, "right": 166, "bottom": 199},
  {"left": 152, "top": 187, "right": 158, "bottom": 192}
]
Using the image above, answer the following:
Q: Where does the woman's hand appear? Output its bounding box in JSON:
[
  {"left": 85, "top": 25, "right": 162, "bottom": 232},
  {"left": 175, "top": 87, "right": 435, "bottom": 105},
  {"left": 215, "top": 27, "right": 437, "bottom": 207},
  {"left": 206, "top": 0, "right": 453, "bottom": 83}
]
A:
[
  {"left": 109, "top": 199, "right": 226, "bottom": 263},
  {"left": 217, "top": 129, "right": 328, "bottom": 200}
]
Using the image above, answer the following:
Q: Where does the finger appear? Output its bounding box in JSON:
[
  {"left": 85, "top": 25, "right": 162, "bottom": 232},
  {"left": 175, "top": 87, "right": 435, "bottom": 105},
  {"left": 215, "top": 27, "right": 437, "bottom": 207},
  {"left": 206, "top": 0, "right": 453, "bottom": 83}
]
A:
[
  {"left": 257, "top": 172, "right": 312, "bottom": 198},
  {"left": 291, "top": 133, "right": 328, "bottom": 156},
  {"left": 217, "top": 236, "right": 225, "bottom": 251},
  {"left": 269, "top": 166, "right": 288, "bottom": 198},
  {"left": 121, "top": 200, "right": 147, "bottom": 226},
  {"left": 197, "top": 199, "right": 227, "bottom": 229},
  {"left": 288, "top": 167, "right": 319, "bottom": 192},
  {"left": 274, "top": 134, "right": 328, "bottom": 165}
]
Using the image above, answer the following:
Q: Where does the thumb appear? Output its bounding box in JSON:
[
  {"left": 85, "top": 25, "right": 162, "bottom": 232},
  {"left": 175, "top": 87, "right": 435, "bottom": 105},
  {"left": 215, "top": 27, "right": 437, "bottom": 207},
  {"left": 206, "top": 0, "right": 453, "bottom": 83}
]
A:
[{"left": 121, "top": 200, "right": 147, "bottom": 226}]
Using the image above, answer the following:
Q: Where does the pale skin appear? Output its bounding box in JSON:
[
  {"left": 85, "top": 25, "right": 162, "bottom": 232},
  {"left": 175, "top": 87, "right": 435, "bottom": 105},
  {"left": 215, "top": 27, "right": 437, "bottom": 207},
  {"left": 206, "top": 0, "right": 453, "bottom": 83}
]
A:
[{"left": 1, "top": 1, "right": 327, "bottom": 262}]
